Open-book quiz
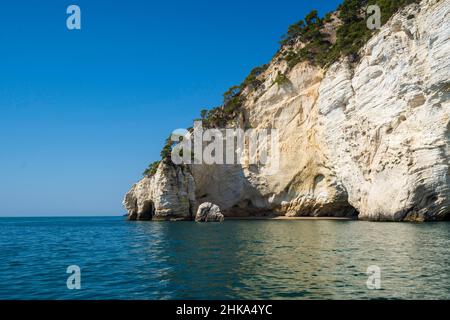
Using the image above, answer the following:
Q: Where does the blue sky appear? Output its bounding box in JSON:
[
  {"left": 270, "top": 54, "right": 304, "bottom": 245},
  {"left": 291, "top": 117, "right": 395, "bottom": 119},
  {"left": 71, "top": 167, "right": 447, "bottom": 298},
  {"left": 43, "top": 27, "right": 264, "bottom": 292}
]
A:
[{"left": 0, "top": 0, "right": 342, "bottom": 216}]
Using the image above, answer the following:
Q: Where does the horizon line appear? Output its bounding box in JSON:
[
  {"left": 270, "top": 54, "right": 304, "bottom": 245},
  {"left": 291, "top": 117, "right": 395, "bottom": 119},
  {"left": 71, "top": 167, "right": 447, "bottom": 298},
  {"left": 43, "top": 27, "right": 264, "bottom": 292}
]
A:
[{"left": 0, "top": 214, "right": 126, "bottom": 218}]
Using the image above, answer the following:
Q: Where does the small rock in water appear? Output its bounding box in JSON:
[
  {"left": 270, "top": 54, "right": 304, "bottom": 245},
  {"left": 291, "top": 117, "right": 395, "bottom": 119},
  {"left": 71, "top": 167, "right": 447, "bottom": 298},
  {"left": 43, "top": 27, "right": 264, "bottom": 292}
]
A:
[{"left": 195, "top": 202, "right": 224, "bottom": 222}]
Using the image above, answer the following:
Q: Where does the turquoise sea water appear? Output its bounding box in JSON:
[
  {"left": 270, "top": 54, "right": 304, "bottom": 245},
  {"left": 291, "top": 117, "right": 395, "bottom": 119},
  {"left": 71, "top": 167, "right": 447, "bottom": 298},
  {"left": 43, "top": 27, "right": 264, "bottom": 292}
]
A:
[{"left": 0, "top": 216, "right": 449, "bottom": 300}]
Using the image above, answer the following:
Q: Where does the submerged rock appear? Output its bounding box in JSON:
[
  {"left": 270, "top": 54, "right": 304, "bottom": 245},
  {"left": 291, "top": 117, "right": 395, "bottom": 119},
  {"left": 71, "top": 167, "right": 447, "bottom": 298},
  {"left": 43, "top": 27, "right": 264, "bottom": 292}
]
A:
[{"left": 195, "top": 203, "right": 224, "bottom": 222}]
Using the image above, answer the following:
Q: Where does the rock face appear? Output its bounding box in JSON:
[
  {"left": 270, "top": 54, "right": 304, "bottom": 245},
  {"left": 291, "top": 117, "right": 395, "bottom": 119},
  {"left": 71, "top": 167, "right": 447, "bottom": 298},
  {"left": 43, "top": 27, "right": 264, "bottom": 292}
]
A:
[
  {"left": 124, "top": 0, "right": 450, "bottom": 222},
  {"left": 318, "top": 0, "right": 450, "bottom": 221},
  {"left": 195, "top": 203, "right": 224, "bottom": 222},
  {"left": 123, "top": 160, "right": 196, "bottom": 220}
]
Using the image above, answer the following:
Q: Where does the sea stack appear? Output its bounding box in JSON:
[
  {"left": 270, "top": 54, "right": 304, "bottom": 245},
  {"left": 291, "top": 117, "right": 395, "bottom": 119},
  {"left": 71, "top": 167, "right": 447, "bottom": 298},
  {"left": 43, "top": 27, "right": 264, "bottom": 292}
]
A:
[{"left": 195, "top": 203, "right": 224, "bottom": 222}]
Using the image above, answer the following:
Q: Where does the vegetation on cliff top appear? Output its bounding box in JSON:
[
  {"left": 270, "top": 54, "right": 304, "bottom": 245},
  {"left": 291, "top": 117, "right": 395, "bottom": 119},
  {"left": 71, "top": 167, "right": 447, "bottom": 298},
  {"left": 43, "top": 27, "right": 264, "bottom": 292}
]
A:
[
  {"left": 143, "top": 160, "right": 160, "bottom": 177},
  {"left": 281, "top": 0, "right": 420, "bottom": 68},
  {"left": 143, "top": 136, "right": 174, "bottom": 176},
  {"left": 198, "top": 64, "right": 268, "bottom": 128}
]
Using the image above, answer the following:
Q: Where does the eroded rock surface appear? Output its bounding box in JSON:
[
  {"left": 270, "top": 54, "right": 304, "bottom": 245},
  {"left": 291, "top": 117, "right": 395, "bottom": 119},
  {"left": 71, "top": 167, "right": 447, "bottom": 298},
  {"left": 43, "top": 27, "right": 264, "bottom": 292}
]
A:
[
  {"left": 318, "top": 0, "right": 450, "bottom": 221},
  {"left": 195, "top": 202, "right": 224, "bottom": 222},
  {"left": 124, "top": 0, "right": 449, "bottom": 221},
  {"left": 123, "top": 161, "right": 196, "bottom": 220}
]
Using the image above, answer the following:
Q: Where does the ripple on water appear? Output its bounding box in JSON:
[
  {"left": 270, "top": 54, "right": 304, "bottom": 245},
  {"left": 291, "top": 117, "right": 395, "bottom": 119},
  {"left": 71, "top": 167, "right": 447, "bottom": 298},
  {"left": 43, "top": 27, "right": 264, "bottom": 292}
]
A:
[{"left": 0, "top": 217, "right": 449, "bottom": 299}]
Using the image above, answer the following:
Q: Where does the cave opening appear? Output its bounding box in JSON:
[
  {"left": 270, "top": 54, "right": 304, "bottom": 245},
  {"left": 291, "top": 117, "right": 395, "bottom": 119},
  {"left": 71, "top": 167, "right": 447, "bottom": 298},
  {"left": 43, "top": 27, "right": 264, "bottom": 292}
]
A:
[
  {"left": 443, "top": 211, "right": 450, "bottom": 221},
  {"left": 140, "top": 200, "right": 155, "bottom": 220}
]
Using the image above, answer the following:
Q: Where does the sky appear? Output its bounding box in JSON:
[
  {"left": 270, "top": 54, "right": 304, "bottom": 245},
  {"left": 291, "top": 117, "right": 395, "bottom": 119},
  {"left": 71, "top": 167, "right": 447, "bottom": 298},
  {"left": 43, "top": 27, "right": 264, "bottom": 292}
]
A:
[{"left": 0, "top": 0, "right": 342, "bottom": 216}]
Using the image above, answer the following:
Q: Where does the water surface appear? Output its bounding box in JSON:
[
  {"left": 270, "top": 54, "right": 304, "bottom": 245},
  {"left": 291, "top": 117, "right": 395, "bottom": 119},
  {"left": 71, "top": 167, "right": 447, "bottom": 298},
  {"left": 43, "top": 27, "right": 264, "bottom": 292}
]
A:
[{"left": 0, "top": 217, "right": 449, "bottom": 299}]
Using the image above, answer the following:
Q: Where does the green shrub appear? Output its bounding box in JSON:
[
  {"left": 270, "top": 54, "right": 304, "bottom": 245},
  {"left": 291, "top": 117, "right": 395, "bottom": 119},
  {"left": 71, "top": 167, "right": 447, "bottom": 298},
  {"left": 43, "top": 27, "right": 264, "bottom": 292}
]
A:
[
  {"left": 143, "top": 160, "right": 160, "bottom": 176},
  {"left": 280, "top": 0, "right": 420, "bottom": 69},
  {"left": 279, "top": 20, "right": 305, "bottom": 46},
  {"left": 241, "top": 65, "right": 268, "bottom": 89},
  {"left": 200, "top": 109, "right": 208, "bottom": 120},
  {"left": 273, "top": 72, "right": 290, "bottom": 86},
  {"left": 160, "top": 136, "right": 173, "bottom": 160},
  {"left": 305, "top": 10, "right": 320, "bottom": 26},
  {"left": 370, "top": 0, "right": 420, "bottom": 25}
]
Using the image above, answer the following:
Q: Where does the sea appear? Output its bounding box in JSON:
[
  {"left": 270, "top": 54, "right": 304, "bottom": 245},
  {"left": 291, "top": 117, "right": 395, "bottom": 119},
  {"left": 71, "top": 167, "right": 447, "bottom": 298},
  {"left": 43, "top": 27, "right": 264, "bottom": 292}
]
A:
[{"left": 0, "top": 216, "right": 449, "bottom": 299}]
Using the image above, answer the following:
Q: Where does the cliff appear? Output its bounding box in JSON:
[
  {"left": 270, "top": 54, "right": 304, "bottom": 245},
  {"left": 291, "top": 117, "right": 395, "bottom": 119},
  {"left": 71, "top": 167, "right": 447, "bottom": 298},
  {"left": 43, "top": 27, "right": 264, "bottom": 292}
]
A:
[
  {"left": 124, "top": 162, "right": 195, "bottom": 220},
  {"left": 124, "top": 0, "right": 450, "bottom": 222}
]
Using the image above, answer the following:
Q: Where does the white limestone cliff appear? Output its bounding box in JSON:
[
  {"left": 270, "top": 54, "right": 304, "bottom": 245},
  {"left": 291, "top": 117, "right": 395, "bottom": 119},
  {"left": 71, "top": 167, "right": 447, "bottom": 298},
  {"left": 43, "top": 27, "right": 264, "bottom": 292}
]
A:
[
  {"left": 124, "top": 161, "right": 196, "bottom": 220},
  {"left": 318, "top": 0, "right": 449, "bottom": 221},
  {"left": 124, "top": 0, "right": 449, "bottom": 221}
]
